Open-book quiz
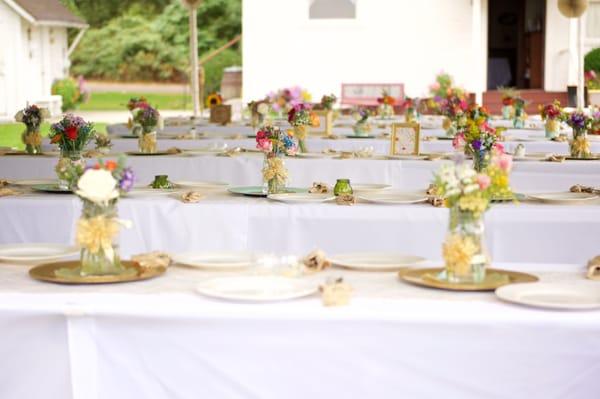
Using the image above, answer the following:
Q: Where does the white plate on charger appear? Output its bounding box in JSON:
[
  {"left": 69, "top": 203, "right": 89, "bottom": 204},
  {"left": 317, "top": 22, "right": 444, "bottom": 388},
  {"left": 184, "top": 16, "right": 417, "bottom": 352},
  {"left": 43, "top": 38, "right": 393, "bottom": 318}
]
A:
[
  {"left": 267, "top": 193, "right": 335, "bottom": 203},
  {"left": 0, "top": 243, "right": 79, "bottom": 263},
  {"left": 496, "top": 282, "right": 600, "bottom": 310},
  {"left": 351, "top": 183, "right": 391, "bottom": 193},
  {"left": 125, "top": 187, "right": 182, "bottom": 197},
  {"left": 173, "top": 181, "right": 228, "bottom": 190},
  {"left": 173, "top": 251, "right": 260, "bottom": 270},
  {"left": 358, "top": 191, "right": 428, "bottom": 205},
  {"left": 196, "top": 276, "right": 318, "bottom": 302},
  {"left": 526, "top": 192, "right": 598, "bottom": 204},
  {"left": 294, "top": 153, "right": 328, "bottom": 159},
  {"left": 328, "top": 252, "right": 426, "bottom": 271}
]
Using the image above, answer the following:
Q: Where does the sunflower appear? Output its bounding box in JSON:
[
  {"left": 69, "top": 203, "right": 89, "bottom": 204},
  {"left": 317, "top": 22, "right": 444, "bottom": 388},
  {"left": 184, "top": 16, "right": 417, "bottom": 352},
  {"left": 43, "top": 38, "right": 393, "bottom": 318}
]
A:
[{"left": 205, "top": 93, "right": 223, "bottom": 108}]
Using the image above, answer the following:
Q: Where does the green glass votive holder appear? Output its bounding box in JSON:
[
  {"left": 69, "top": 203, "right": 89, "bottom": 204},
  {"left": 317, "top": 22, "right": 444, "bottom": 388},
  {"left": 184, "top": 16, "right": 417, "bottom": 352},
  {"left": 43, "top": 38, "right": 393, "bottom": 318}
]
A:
[{"left": 334, "top": 179, "right": 353, "bottom": 196}]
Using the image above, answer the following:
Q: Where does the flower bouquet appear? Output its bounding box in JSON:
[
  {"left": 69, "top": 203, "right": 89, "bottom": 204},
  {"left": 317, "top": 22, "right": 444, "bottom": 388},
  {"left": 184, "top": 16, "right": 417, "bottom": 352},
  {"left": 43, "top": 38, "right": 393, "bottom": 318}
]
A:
[
  {"left": 352, "top": 108, "right": 372, "bottom": 136},
  {"left": 453, "top": 115, "right": 504, "bottom": 171},
  {"left": 94, "top": 134, "right": 113, "bottom": 155},
  {"left": 56, "top": 158, "right": 135, "bottom": 278},
  {"left": 320, "top": 94, "right": 337, "bottom": 111},
  {"left": 434, "top": 154, "right": 513, "bottom": 283},
  {"left": 131, "top": 104, "right": 161, "bottom": 153},
  {"left": 256, "top": 125, "right": 296, "bottom": 194},
  {"left": 512, "top": 97, "right": 528, "bottom": 129},
  {"left": 499, "top": 87, "right": 519, "bottom": 120},
  {"left": 127, "top": 97, "right": 148, "bottom": 134},
  {"left": 14, "top": 104, "right": 50, "bottom": 154},
  {"left": 248, "top": 99, "right": 270, "bottom": 128},
  {"left": 377, "top": 91, "right": 396, "bottom": 119},
  {"left": 49, "top": 114, "right": 96, "bottom": 189},
  {"left": 402, "top": 97, "right": 419, "bottom": 123},
  {"left": 539, "top": 100, "right": 564, "bottom": 139},
  {"left": 267, "top": 86, "right": 312, "bottom": 117},
  {"left": 566, "top": 111, "right": 593, "bottom": 158},
  {"left": 288, "top": 103, "right": 317, "bottom": 153},
  {"left": 439, "top": 94, "right": 469, "bottom": 137}
]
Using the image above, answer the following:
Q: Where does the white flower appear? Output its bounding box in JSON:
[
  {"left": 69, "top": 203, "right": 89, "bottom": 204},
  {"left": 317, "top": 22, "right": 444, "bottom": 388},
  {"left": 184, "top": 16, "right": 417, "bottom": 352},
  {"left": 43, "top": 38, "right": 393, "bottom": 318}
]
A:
[
  {"left": 14, "top": 111, "right": 23, "bottom": 122},
  {"left": 76, "top": 169, "right": 119, "bottom": 204},
  {"left": 257, "top": 103, "right": 269, "bottom": 115}
]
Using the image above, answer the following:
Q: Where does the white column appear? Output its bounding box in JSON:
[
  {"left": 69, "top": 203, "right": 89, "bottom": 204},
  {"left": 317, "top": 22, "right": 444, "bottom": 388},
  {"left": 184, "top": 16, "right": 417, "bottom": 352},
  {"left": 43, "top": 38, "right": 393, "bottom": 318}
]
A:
[
  {"left": 471, "top": 0, "right": 484, "bottom": 104},
  {"left": 568, "top": 18, "right": 578, "bottom": 88},
  {"left": 189, "top": 5, "right": 200, "bottom": 118},
  {"left": 577, "top": 14, "right": 585, "bottom": 109}
]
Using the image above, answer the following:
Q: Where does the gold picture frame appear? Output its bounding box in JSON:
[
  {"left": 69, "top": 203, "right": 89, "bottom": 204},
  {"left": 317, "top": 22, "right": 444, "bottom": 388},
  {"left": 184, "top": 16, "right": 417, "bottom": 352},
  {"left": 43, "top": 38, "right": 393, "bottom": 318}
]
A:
[
  {"left": 311, "top": 110, "right": 334, "bottom": 137},
  {"left": 390, "top": 122, "right": 420, "bottom": 155}
]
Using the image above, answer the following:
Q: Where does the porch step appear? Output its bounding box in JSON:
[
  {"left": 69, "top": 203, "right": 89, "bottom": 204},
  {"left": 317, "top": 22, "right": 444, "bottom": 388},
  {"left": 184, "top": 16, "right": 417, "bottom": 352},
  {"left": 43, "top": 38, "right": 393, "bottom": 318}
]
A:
[{"left": 483, "top": 90, "right": 568, "bottom": 115}]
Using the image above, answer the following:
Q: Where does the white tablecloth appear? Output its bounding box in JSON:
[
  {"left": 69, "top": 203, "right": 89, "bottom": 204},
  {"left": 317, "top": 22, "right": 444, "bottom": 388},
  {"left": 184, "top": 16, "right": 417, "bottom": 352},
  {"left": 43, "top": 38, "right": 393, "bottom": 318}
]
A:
[
  {"left": 1, "top": 193, "right": 599, "bottom": 264},
  {"left": 1, "top": 261, "right": 599, "bottom": 399},
  {"left": 3, "top": 153, "right": 600, "bottom": 192}
]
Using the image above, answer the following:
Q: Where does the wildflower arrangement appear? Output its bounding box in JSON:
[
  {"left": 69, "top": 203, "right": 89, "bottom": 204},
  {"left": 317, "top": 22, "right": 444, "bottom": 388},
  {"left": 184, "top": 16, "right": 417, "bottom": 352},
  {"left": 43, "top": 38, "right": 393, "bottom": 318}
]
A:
[
  {"left": 132, "top": 104, "right": 160, "bottom": 133},
  {"left": 540, "top": 100, "right": 564, "bottom": 121},
  {"left": 377, "top": 91, "right": 396, "bottom": 106},
  {"left": 288, "top": 103, "right": 317, "bottom": 153},
  {"left": 15, "top": 104, "right": 51, "bottom": 154},
  {"left": 87, "top": 157, "right": 135, "bottom": 196},
  {"left": 377, "top": 90, "right": 396, "bottom": 119},
  {"left": 267, "top": 87, "right": 312, "bottom": 113},
  {"left": 499, "top": 87, "right": 519, "bottom": 106},
  {"left": 248, "top": 99, "right": 271, "bottom": 128},
  {"left": 127, "top": 97, "right": 148, "bottom": 111},
  {"left": 566, "top": 111, "right": 593, "bottom": 157},
  {"left": 453, "top": 117, "right": 504, "bottom": 171},
  {"left": 320, "top": 94, "right": 337, "bottom": 110},
  {"left": 49, "top": 114, "right": 95, "bottom": 153},
  {"left": 256, "top": 125, "right": 297, "bottom": 156},
  {"left": 94, "top": 134, "right": 113, "bottom": 152},
  {"left": 354, "top": 108, "right": 371, "bottom": 124}
]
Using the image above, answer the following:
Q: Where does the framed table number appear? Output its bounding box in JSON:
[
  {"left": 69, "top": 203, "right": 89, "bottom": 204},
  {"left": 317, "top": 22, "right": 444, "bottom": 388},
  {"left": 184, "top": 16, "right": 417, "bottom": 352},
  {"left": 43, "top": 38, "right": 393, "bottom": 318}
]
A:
[
  {"left": 390, "top": 122, "right": 420, "bottom": 155},
  {"left": 311, "top": 110, "right": 334, "bottom": 137},
  {"left": 209, "top": 105, "right": 232, "bottom": 125}
]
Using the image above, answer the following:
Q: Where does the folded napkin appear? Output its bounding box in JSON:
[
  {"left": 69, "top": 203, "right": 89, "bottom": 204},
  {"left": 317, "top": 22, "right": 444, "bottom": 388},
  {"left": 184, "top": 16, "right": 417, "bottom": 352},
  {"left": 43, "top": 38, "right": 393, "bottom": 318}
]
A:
[
  {"left": 424, "top": 153, "right": 444, "bottom": 161},
  {"left": 570, "top": 184, "right": 600, "bottom": 194},
  {"left": 320, "top": 277, "right": 353, "bottom": 307},
  {"left": 132, "top": 251, "right": 172, "bottom": 270},
  {"left": 322, "top": 149, "right": 338, "bottom": 155},
  {"left": 227, "top": 134, "right": 244, "bottom": 140},
  {"left": 302, "top": 249, "right": 331, "bottom": 272},
  {"left": 166, "top": 147, "right": 183, "bottom": 154},
  {"left": 322, "top": 135, "right": 340, "bottom": 140},
  {"left": 336, "top": 194, "right": 356, "bottom": 206},
  {"left": 427, "top": 197, "right": 445, "bottom": 207},
  {"left": 180, "top": 191, "right": 205, "bottom": 203},
  {"left": 545, "top": 155, "right": 565, "bottom": 163},
  {"left": 0, "top": 188, "right": 22, "bottom": 197},
  {"left": 425, "top": 184, "right": 439, "bottom": 196},
  {"left": 423, "top": 136, "right": 437, "bottom": 142},
  {"left": 353, "top": 147, "right": 375, "bottom": 158},
  {"left": 0, "top": 180, "right": 9, "bottom": 188},
  {"left": 587, "top": 256, "right": 600, "bottom": 281},
  {"left": 309, "top": 182, "right": 329, "bottom": 194},
  {"left": 217, "top": 147, "right": 242, "bottom": 157}
]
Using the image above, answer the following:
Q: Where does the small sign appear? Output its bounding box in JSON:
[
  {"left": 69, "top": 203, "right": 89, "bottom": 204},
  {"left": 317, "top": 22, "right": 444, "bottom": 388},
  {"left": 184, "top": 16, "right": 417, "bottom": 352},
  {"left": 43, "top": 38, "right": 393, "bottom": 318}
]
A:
[
  {"left": 210, "top": 105, "right": 232, "bottom": 125},
  {"left": 311, "top": 110, "right": 334, "bottom": 137},
  {"left": 390, "top": 122, "right": 420, "bottom": 155},
  {"left": 341, "top": 83, "right": 404, "bottom": 106}
]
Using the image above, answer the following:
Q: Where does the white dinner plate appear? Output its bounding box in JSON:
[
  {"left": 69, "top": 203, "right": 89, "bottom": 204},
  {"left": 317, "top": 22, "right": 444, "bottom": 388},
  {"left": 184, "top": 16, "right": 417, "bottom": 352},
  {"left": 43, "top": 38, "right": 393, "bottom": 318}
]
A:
[
  {"left": 526, "top": 192, "right": 598, "bottom": 204},
  {"left": 267, "top": 193, "right": 335, "bottom": 203},
  {"left": 294, "top": 152, "right": 326, "bottom": 159},
  {"left": 0, "top": 243, "right": 79, "bottom": 263},
  {"left": 173, "top": 251, "right": 260, "bottom": 270},
  {"left": 126, "top": 187, "right": 182, "bottom": 197},
  {"left": 358, "top": 191, "right": 428, "bottom": 205},
  {"left": 196, "top": 276, "right": 318, "bottom": 302},
  {"left": 496, "top": 282, "right": 600, "bottom": 310},
  {"left": 351, "top": 183, "right": 391, "bottom": 193},
  {"left": 328, "top": 252, "right": 426, "bottom": 271},
  {"left": 173, "top": 181, "right": 228, "bottom": 190},
  {"left": 512, "top": 155, "right": 548, "bottom": 162},
  {"left": 386, "top": 154, "right": 428, "bottom": 160}
]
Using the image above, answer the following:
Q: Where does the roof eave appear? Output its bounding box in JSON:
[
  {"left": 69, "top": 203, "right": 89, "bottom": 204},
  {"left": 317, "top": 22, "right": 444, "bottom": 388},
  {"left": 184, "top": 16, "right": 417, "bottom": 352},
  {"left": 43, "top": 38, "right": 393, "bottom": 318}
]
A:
[
  {"left": 36, "top": 20, "right": 89, "bottom": 29},
  {"left": 3, "top": 0, "right": 35, "bottom": 24}
]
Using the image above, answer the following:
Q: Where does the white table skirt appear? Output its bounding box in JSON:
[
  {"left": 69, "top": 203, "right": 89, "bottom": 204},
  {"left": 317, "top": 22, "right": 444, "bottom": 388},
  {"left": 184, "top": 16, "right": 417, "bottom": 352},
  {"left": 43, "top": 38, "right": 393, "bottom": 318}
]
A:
[
  {"left": 1, "top": 194, "right": 599, "bottom": 264},
  {"left": 3, "top": 153, "right": 600, "bottom": 192},
  {"left": 1, "top": 262, "right": 599, "bottom": 399}
]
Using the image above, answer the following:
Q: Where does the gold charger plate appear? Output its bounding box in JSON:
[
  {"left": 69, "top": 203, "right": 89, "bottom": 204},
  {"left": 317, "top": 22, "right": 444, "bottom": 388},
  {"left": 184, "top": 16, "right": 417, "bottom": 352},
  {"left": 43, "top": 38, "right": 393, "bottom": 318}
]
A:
[
  {"left": 398, "top": 267, "right": 538, "bottom": 291},
  {"left": 29, "top": 260, "right": 166, "bottom": 284},
  {"left": 564, "top": 156, "right": 600, "bottom": 161}
]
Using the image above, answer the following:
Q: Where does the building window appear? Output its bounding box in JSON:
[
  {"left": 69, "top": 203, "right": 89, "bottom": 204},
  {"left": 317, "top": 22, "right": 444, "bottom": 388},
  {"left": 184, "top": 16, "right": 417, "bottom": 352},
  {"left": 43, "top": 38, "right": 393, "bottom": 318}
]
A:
[{"left": 309, "top": 0, "right": 356, "bottom": 19}]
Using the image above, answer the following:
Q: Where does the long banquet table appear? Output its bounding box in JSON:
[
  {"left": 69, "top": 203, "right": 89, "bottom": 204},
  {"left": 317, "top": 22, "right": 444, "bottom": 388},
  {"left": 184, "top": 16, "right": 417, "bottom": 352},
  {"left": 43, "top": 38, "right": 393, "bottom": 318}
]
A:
[
  {"left": 1, "top": 261, "right": 599, "bottom": 399},
  {"left": 1, "top": 192, "right": 599, "bottom": 264}
]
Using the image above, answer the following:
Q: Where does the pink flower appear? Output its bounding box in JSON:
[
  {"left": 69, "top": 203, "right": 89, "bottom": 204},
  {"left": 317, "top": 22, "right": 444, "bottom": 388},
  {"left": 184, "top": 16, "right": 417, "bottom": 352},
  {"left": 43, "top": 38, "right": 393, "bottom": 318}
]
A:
[
  {"left": 476, "top": 174, "right": 491, "bottom": 190},
  {"left": 256, "top": 138, "right": 272, "bottom": 152},
  {"left": 452, "top": 132, "right": 466, "bottom": 150},
  {"left": 493, "top": 142, "right": 504, "bottom": 154},
  {"left": 287, "top": 145, "right": 297, "bottom": 156},
  {"left": 431, "top": 82, "right": 440, "bottom": 91},
  {"left": 495, "top": 153, "right": 513, "bottom": 172}
]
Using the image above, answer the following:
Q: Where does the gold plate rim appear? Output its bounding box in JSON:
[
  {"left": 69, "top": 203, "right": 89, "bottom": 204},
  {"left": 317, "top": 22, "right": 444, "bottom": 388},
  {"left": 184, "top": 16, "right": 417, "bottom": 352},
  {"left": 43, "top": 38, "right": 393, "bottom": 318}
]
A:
[
  {"left": 398, "top": 267, "right": 538, "bottom": 291},
  {"left": 29, "top": 260, "right": 166, "bottom": 284}
]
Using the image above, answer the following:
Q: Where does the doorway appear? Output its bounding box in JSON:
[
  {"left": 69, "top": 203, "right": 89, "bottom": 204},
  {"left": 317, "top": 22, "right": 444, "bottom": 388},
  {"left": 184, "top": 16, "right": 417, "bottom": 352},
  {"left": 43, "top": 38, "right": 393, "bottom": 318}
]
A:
[{"left": 487, "top": 0, "right": 546, "bottom": 90}]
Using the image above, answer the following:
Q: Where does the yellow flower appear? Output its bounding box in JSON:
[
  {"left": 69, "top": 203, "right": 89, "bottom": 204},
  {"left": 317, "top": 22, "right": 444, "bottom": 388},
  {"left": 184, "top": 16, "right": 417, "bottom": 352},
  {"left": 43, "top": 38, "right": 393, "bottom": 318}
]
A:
[
  {"left": 443, "top": 233, "right": 478, "bottom": 276},
  {"left": 205, "top": 93, "right": 223, "bottom": 108},
  {"left": 457, "top": 193, "right": 488, "bottom": 217}
]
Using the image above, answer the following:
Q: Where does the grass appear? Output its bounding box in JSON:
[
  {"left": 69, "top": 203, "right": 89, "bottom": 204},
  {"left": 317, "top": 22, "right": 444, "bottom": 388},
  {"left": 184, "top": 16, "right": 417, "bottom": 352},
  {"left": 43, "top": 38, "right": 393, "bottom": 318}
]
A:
[
  {"left": 79, "top": 92, "right": 192, "bottom": 111},
  {"left": 0, "top": 122, "right": 107, "bottom": 150}
]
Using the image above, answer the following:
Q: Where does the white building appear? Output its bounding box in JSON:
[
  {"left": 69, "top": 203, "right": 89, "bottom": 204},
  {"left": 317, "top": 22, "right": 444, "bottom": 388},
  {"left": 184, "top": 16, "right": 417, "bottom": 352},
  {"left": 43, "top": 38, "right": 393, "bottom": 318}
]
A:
[
  {"left": 243, "top": 0, "right": 600, "bottom": 109},
  {"left": 0, "top": 0, "right": 87, "bottom": 120}
]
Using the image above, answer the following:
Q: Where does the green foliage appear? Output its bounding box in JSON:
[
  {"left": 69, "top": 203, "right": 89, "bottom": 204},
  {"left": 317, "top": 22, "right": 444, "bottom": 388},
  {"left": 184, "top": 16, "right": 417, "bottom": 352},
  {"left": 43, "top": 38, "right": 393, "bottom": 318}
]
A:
[
  {"left": 61, "top": 0, "right": 170, "bottom": 27},
  {"left": 69, "top": 0, "right": 242, "bottom": 92},
  {"left": 51, "top": 77, "right": 86, "bottom": 111},
  {"left": 585, "top": 48, "right": 600, "bottom": 72}
]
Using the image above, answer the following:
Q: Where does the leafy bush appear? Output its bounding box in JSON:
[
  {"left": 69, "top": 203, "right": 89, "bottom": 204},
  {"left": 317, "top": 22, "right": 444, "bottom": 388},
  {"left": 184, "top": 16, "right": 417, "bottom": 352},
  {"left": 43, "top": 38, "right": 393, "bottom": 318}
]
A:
[
  {"left": 70, "top": 0, "right": 241, "bottom": 92},
  {"left": 585, "top": 48, "right": 600, "bottom": 72},
  {"left": 51, "top": 77, "right": 88, "bottom": 111}
]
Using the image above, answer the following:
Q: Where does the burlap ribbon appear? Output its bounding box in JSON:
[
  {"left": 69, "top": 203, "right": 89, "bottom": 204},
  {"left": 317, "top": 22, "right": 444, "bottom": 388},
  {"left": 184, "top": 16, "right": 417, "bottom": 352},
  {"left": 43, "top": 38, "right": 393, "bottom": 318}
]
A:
[
  {"left": 319, "top": 277, "right": 353, "bottom": 307},
  {"left": 546, "top": 155, "right": 566, "bottom": 163},
  {"left": 309, "top": 182, "right": 329, "bottom": 194},
  {"left": 76, "top": 216, "right": 121, "bottom": 261},
  {"left": 570, "top": 184, "right": 600, "bottom": 194},
  {"left": 166, "top": 147, "right": 182, "bottom": 154},
  {"left": 294, "top": 125, "right": 308, "bottom": 140},
  {"left": 180, "top": 191, "right": 205, "bottom": 203},
  {"left": 570, "top": 136, "right": 591, "bottom": 158},
  {"left": 263, "top": 157, "right": 288, "bottom": 184},
  {"left": 132, "top": 251, "right": 172, "bottom": 270},
  {"left": 139, "top": 133, "right": 157, "bottom": 153},
  {"left": 302, "top": 249, "right": 331, "bottom": 272},
  {"left": 336, "top": 194, "right": 356, "bottom": 206},
  {"left": 0, "top": 188, "right": 22, "bottom": 197},
  {"left": 23, "top": 132, "right": 42, "bottom": 146}
]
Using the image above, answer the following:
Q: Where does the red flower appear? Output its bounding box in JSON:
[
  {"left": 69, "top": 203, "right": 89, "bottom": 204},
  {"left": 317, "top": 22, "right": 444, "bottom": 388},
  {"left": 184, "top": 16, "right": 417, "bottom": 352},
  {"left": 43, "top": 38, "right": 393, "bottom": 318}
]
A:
[
  {"left": 65, "top": 125, "right": 78, "bottom": 141},
  {"left": 256, "top": 130, "right": 267, "bottom": 140}
]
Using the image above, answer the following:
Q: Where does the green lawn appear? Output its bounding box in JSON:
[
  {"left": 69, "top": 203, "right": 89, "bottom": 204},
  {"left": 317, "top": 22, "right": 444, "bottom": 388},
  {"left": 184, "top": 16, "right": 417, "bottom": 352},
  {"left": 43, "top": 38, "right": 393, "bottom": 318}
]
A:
[
  {"left": 0, "top": 122, "right": 107, "bottom": 150},
  {"left": 79, "top": 92, "right": 192, "bottom": 111}
]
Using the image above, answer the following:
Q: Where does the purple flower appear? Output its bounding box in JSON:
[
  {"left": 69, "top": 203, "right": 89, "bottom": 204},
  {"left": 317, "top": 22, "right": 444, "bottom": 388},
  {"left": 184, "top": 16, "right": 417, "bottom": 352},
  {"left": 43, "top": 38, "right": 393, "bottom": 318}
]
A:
[
  {"left": 472, "top": 140, "right": 482, "bottom": 150},
  {"left": 119, "top": 168, "right": 135, "bottom": 192},
  {"left": 569, "top": 112, "right": 586, "bottom": 129}
]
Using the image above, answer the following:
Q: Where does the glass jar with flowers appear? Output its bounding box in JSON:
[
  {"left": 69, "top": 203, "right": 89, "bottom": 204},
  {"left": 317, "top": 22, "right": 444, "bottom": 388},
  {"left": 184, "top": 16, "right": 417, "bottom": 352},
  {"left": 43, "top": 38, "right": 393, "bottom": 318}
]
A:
[
  {"left": 433, "top": 154, "right": 513, "bottom": 284},
  {"left": 439, "top": 94, "right": 468, "bottom": 138},
  {"left": 540, "top": 100, "right": 564, "bottom": 139},
  {"left": 452, "top": 114, "right": 503, "bottom": 172},
  {"left": 60, "top": 158, "right": 135, "bottom": 277},
  {"left": 288, "top": 103, "right": 317, "bottom": 153},
  {"left": 566, "top": 111, "right": 593, "bottom": 158},
  {"left": 256, "top": 125, "right": 297, "bottom": 194},
  {"left": 377, "top": 91, "right": 396, "bottom": 119},
  {"left": 403, "top": 97, "right": 419, "bottom": 123},
  {"left": 248, "top": 100, "right": 270, "bottom": 129},
  {"left": 267, "top": 86, "right": 312, "bottom": 120},
  {"left": 49, "top": 114, "right": 95, "bottom": 190},
  {"left": 512, "top": 98, "right": 527, "bottom": 129},
  {"left": 499, "top": 87, "right": 519, "bottom": 120},
  {"left": 320, "top": 94, "right": 337, "bottom": 112},
  {"left": 131, "top": 104, "right": 161, "bottom": 153},
  {"left": 14, "top": 104, "right": 50, "bottom": 155},
  {"left": 352, "top": 108, "right": 372, "bottom": 136},
  {"left": 127, "top": 97, "right": 148, "bottom": 136}
]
